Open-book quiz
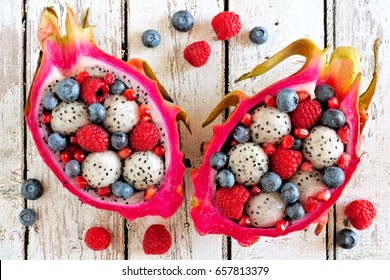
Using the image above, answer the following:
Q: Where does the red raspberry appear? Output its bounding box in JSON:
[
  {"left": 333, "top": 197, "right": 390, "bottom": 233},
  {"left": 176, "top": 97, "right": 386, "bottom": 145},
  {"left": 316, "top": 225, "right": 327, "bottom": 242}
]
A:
[
  {"left": 215, "top": 185, "right": 250, "bottom": 220},
  {"left": 81, "top": 77, "right": 110, "bottom": 104},
  {"left": 289, "top": 99, "right": 322, "bottom": 129},
  {"left": 345, "top": 199, "right": 377, "bottom": 230},
  {"left": 211, "top": 11, "right": 242, "bottom": 40},
  {"left": 129, "top": 121, "right": 160, "bottom": 151},
  {"left": 84, "top": 226, "right": 111, "bottom": 251},
  {"left": 270, "top": 149, "right": 302, "bottom": 180},
  {"left": 183, "top": 41, "right": 211, "bottom": 67},
  {"left": 76, "top": 124, "right": 109, "bottom": 152},
  {"left": 142, "top": 224, "right": 172, "bottom": 255}
]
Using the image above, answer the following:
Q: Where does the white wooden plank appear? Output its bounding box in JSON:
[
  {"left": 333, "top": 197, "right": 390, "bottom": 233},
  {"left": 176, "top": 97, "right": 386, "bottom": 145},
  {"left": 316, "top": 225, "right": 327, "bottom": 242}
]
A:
[
  {"left": 334, "top": 0, "right": 390, "bottom": 259},
  {"left": 126, "top": 0, "right": 225, "bottom": 259},
  {"left": 0, "top": 0, "right": 25, "bottom": 260},
  {"left": 229, "top": 0, "right": 328, "bottom": 259},
  {"left": 25, "top": 0, "right": 125, "bottom": 259}
]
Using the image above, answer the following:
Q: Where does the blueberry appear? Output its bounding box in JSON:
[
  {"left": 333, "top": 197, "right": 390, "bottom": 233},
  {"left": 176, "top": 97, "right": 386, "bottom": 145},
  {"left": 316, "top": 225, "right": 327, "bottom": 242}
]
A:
[
  {"left": 280, "top": 182, "right": 300, "bottom": 203},
  {"left": 260, "top": 172, "right": 282, "bottom": 192},
  {"left": 111, "top": 181, "right": 134, "bottom": 199},
  {"left": 88, "top": 103, "right": 106, "bottom": 123},
  {"left": 56, "top": 78, "right": 80, "bottom": 101},
  {"left": 19, "top": 208, "right": 37, "bottom": 227},
  {"left": 65, "top": 160, "right": 81, "bottom": 178},
  {"left": 291, "top": 138, "right": 303, "bottom": 150},
  {"left": 322, "top": 166, "right": 345, "bottom": 188},
  {"left": 210, "top": 152, "right": 228, "bottom": 170},
  {"left": 110, "top": 79, "right": 126, "bottom": 94},
  {"left": 141, "top": 29, "right": 161, "bottom": 48},
  {"left": 47, "top": 132, "right": 67, "bottom": 151},
  {"left": 336, "top": 229, "right": 358, "bottom": 249},
  {"left": 111, "top": 132, "right": 129, "bottom": 150},
  {"left": 21, "top": 178, "right": 44, "bottom": 200},
  {"left": 233, "top": 125, "right": 250, "bottom": 143},
  {"left": 249, "top": 26, "right": 268, "bottom": 45},
  {"left": 276, "top": 88, "right": 299, "bottom": 112},
  {"left": 216, "top": 169, "right": 235, "bottom": 188},
  {"left": 286, "top": 202, "right": 305, "bottom": 220},
  {"left": 314, "top": 84, "right": 335, "bottom": 103},
  {"left": 42, "top": 91, "right": 59, "bottom": 110},
  {"left": 321, "top": 109, "right": 346, "bottom": 129},
  {"left": 171, "top": 10, "right": 195, "bottom": 32}
]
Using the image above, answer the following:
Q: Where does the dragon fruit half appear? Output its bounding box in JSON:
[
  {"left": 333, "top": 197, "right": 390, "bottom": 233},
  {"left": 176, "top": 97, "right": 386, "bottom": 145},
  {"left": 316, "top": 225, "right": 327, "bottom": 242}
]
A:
[
  {"left": 25, "top": 6, "right": 189, "bottom": 220},
  {"left": 190, "top": 38, "right": 379, "bottom": 246}
]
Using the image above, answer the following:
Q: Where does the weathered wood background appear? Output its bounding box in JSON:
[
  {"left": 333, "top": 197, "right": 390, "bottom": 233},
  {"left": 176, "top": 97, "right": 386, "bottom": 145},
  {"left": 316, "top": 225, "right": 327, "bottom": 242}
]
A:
[{"left": 1, "top": 0, "right": 389, "bottom": 260}]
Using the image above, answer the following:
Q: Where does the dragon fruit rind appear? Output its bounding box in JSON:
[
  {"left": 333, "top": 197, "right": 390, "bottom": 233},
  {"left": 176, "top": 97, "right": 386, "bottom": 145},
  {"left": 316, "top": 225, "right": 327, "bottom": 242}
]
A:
[
  {"left": 25, "top": 6, "right": 189, "bottom": 220},
  {"left": 190, "top": 38, "right": 379, "bottom": 246}
]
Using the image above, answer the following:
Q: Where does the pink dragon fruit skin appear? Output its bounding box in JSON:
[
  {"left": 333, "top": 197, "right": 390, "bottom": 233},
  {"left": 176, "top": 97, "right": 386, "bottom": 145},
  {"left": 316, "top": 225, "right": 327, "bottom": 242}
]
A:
[
  {"left": 190, "top": 38, "right": 379, "bottom": 246},
  {"left": 25, "top": 6, "right": 188, "bottom": 221}
]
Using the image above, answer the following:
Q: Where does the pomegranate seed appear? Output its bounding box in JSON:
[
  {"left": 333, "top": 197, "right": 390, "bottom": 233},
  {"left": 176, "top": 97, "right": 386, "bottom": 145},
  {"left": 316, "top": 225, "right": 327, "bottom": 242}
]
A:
[
  {"left": 153, "top": 145, "right": 165, "bottom": 157},
  {"left": 40, "top": 112, "right": 51, "bottom": 124},
  {"left": 73, "top": 150, "right": 86, "bottom": 163},
  {"left": 241, "top": 113, "right": 252, "bottom": 127},
  {"left": 230, "top": 139, "right": 239, "bottom": 147},
  {"left": 297, "top": 91, "right": 309, "bottom": 102},
  {"left": 144, "top": 186, "right": 157, "bottom": 200},
  {"left": 264, "top": 95, "right": 276, "bottom": 107},
  {"left": 316, "top": 189, "right": 331, "bottom": 202},
  {"left": 294, "top": 127, "right": 309, "bottom": 139},
  {"left": 263, "top": 143, "right": 276, "bottom": 156},
  {"left": 76, "top": 71, "right": 90, "bottom": 84},
  {"left": 70, "top": 135, "right": 78, "bottom": 144},
  {"left": 336, "top": 152, "right": 351, "bottom": 170},
  {"left": 123, "top": 89, "right": 136, "bottom": 101},
  {"left": 249, "top": 184, "right": 261, "bottom": 196},
  {"left": 97, "top": 186, "right": 111, "bottom": 197},
  {"left": 281, "top": 135, "right": 294, "bottom": 149},
  {"left": 75, "top": 176, "right": 88, "bottom": 188},
  {"left": 118, "top": 147, "right": 132, "bottom": 159},
  {"left": 141, "top": 115, "right": 152, "bottom": 122},
  {"left": 328, "top": 96, "right": 340, "bottom": 109},
  {"left": 60, "top": 151, "right": 72, "bottom": 164},
  {"left": 300, "top": 161, "right": 313, "bottom": 172},
  {"left": 238, "top": 215, "right": 251, "bottom": 227},
  {"left": 139, "top": 104, "right": 151, "bottom": 117},
  {"left": 103, "top": 73, "right": 115, "bottom": 85},
  {"left": 306, "top": 197, "right": 319, "bottom": 212},
  {"left": 274, "top": 220, "right": 289, "bottom": 232},
  {"left": 337, "top": 125, "right": 349, "bottom": 144}
]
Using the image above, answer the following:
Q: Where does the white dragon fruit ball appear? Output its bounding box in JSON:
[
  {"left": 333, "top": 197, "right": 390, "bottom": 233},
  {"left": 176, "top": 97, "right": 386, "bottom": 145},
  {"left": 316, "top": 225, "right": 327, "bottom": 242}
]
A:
[
  {"left": 103, "top": 95, "right": 140, "bottom": 133},
  {"left": 303, "top": 125, "right": 344, "bottom": 169},
  {"left": 227, "top": 142, "right": 268, "bottom": 186},
  {"left": 50, "top": 101, "right": 90, "bottom": 135},
  {"left": 122, "top": 151, "right": 164, "bottom": 190},
  {"left": 250, "top": 105, "right": 291, "bottom": 145},
  {"left": 289, "top": 170, "right": 327, "bottom": 207},
  {"left": 246, "top": 192, "right": 287, "bottom": 228},
  {"left": 81, "top": 150, "right": 122, "bottom": 188}
]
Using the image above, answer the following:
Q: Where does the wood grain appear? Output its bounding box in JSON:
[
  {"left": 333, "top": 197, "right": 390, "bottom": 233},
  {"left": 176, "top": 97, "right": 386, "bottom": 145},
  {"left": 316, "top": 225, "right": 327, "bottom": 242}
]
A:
[
  {"left": 126, "top": 0, "right": 225, "bottom": 260},
  {"left": 25, "top": 0, "right": 125, "bottom": 259},
  {"left": 0, "top": 0, "right": 25, "bottom": 260}
]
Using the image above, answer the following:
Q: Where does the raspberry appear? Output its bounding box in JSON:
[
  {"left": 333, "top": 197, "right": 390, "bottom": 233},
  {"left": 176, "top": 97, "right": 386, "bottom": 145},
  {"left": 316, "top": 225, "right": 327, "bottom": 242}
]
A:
[
  {"left": 183, "top": 41, "right": 211, "bottom": 67},
  {"left": 84, "top": 226, "right": 111, "bottom": 251},
  {"left": 289, "top": 99, "right": 322, "bottom": 129},
  {"left": 129, "top": 121, "right": 160, "bottom": 151},
  {"left": 142, "top": 224, "right": 172, "bottom": 255},
  {"left": 81, "top": 77, "right": 110, "bottom": 104},
  {"left": 215, "top": 185, "right": 250, "bottom": 220},
  {"left": 211, "top": 11, "right": 242, "bottom": 40},
  {"left": 76, "top": 124, "right": 109, "bottom": 152},
  {"left": 345, "top": 199, "right": 377, "bottom": 230},
  {"left": 270, "top": 149, "right": 302, "bottom": 180}
]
